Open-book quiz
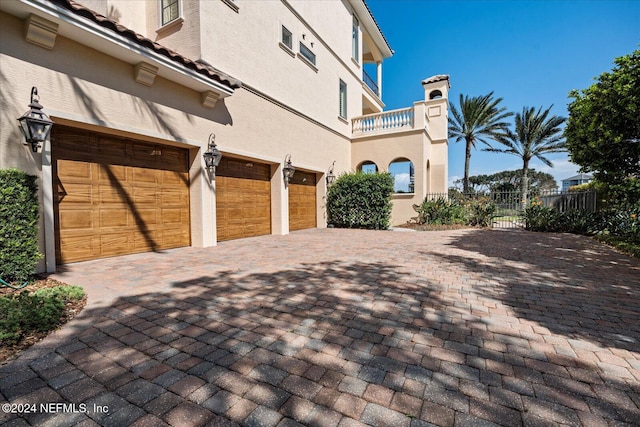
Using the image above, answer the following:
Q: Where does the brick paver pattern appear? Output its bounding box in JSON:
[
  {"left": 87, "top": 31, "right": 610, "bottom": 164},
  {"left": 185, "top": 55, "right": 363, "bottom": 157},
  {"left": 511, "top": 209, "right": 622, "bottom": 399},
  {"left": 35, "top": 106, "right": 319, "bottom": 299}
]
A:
[{"left": 1, "top": 229, "right": 639, "bottom": 426}]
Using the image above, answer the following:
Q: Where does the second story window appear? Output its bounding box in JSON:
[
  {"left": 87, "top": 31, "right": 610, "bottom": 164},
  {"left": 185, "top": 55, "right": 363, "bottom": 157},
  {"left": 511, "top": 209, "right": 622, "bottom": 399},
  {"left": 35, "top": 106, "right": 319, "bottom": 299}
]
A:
[
  {"left": 161, "top": 0, "right": 180, "bottom": 25},
  {"left": 339, "top": 80, "right": 347, "bottom": 119},
  {"left": 281, "top": 26, "right": 293, "bottom": 50},
  {"left": 352, "top": 15, "right": 359, "bottom": 62},
  {"left": 299, "top": 42, "right": 316, "bottom": 66}
]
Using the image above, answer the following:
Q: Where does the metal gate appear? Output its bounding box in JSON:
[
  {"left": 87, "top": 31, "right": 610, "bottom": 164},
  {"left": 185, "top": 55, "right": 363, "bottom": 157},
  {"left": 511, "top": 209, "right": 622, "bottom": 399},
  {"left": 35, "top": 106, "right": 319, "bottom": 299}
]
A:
[
  {"left": 489, "top": 191, "right": 523, "bottom": 228},
  {"left": 422, "top": 190, "right": 597, "bottom": 229}
]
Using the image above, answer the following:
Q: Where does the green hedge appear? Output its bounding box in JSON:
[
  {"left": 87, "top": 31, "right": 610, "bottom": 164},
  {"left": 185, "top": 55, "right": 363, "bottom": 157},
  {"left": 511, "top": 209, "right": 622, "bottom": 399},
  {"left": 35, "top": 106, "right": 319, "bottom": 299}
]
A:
[
  {"left": 0, "top": 169, "right": 42, "bottom": 284},
  {"left": 0, "top": 285, "right": 85, "bottom": 345},
  {"left": 327, "top": 172, "right": 394, "bottom": 229}
]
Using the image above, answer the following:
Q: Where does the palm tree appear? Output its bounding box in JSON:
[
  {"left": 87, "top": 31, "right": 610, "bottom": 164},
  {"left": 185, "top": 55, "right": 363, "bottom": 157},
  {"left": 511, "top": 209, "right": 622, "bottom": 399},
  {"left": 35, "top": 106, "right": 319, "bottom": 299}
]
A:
[
  {"left": 485, "top": 105, "right": 566, "bottom": 206},
  {"left": 448, "top": 92, "right": 512, "bottom": 193}
]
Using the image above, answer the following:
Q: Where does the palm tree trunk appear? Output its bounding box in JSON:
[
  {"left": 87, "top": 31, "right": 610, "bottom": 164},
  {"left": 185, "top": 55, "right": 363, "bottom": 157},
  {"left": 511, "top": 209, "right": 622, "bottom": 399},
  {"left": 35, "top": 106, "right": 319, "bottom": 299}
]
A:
[
  {"left": 521, "top": 160, "right": 529, "bottom": 208},
  {"left": 464, "top": 138, "right": 472, "bottom": 194}
]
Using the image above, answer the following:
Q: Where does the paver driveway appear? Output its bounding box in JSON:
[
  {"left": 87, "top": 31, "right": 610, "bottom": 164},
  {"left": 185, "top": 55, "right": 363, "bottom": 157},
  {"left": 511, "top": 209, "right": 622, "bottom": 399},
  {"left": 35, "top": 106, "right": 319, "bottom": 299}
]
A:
[{"left": 1, "top": 228, "right": 639, "bottom": 427}]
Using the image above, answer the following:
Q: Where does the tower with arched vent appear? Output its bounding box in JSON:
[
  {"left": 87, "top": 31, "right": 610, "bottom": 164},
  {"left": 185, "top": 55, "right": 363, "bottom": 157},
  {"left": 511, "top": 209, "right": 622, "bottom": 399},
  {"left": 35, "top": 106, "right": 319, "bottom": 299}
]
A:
[{"left": 350, "top": 75, "right": 449, "bottom": 225}]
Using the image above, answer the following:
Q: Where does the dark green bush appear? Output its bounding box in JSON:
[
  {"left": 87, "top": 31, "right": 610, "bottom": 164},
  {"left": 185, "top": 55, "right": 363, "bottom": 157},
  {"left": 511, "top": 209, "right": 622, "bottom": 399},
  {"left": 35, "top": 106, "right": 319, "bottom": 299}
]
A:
[
  {"left": 594, "top": 235, "right": 640, "bottom": 258},
  {"left": 413, "top": 196, "right": 466, "bottom": 225},
  {"left": 327, "top": 172, "right": 394, "bottom": 229},
  {"left": 0, "top": 285, "right": 85, "bottom": 345},
  {"left": 0, "top": 169, "right": 42, "bottom": 285},
  {"left": 598, "top": 208, "right": 640, "bottom": 242},
  {"left": 523, "top": 201, "right": 639, "bottom": 240}
]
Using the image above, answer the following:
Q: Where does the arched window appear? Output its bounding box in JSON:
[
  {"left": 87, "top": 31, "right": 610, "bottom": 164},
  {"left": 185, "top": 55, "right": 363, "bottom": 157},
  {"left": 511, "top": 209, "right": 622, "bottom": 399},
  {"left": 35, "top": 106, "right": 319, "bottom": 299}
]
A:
[
  {"left": 357, "top": 160, "right": 378, "bottom": 173},
  {"left": 389, "top": 158, "right": 414, "bottom": 193},
  {"left": 429, "top": 90, "right": 443, "bottom": 100}
]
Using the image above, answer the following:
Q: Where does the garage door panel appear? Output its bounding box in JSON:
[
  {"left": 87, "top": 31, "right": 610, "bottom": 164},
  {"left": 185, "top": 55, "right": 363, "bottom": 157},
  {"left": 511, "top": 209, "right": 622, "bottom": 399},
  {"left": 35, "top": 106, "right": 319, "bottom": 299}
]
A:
[
  {"left": 133, "top": 232, "right": 159, "bottom": 251},
  {"left": 289, "top": 173, "right": 317, "bottom": 231},
  {"left": 55, "top": 131, "right": 96, "bottom": 159},
  {"left": 99, "top": 186, "right": 128, "bottom": 205},
  {"left": 60, "top": 183, "right": 93, "bottom": 205},
  {"left": 59, "top": 210, "right": 93, "bottom": 230},
  {"left": 53, "top": 126, "right": 190, "bottom": 264},
  {"left": 136, "top": 208, "right": 159, "bottom": 225},
  {"left": 98, "top": 163, "right": 128, "bottom": 182},
  {"left": 161, "top": 188, "right": 189, "bottom": 206},
  {"left": 159, "top": 147, "right": 189, "bottom": 171},
  {"left": 99, "top": 209, "right": 129, "bottom": 228},
  {"left": 59, "top": 235, "right": 98, "bottom": 262},
  {"left": 132, "top": 167, "right": 158, "bottom": 184},
  {"left": 98, "top": 137, "right": 128, "bottom": 160},
  {"left": 216, "top": 167, "right": 271, "bottom": 242},
  {"left": 132, "top": 189, "right": 157, "bottom": 205},
  {"left": 163, "top": 228, "right": 190, "bottom": 246},
  {"left": 161, "top": 208, "right": 184, "bottom": 224},
  {"left": 58, "top": 160, "right": 92, "bottom": 179},
  {"left": 131, "top": 143, "right": 155, "bottom": 162},
  {"left": 162, "top": 170, "right": 188, "bottom": 186},
  {"left": 99, "top": 233, "right": 133, "bottom": 257}
]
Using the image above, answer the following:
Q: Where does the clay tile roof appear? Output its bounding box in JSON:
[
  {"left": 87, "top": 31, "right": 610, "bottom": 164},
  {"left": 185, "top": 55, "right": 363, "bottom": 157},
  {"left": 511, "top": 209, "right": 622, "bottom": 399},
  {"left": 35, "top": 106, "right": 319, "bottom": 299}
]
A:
[
  {"left": 52, "top": 0, "right": 242, "bottom": 89},
  {"left": 361, "top": 0, "right": 393, "bottom": 54},
  {"left": 422, "top": 75, "right": 450, "bottom": 85}
]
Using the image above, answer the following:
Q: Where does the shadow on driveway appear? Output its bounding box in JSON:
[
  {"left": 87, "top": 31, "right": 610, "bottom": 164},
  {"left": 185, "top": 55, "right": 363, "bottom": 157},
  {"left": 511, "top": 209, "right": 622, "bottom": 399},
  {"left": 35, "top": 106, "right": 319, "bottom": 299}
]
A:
[
  {"left": 1, "top": 229, "right": 639, "bottom": 426},
  {"left": 433, "top": 230, "right": 640, "bottom": 351}
]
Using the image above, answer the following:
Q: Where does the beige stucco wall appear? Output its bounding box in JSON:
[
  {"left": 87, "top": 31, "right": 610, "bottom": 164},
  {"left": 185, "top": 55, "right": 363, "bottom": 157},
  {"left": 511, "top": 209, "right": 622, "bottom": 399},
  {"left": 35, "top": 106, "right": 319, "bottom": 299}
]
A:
[
  {"left": 0, "top": 9, "right": 348, "bottom": 272},
  {"left": 101, "top": 0, "right": 384, "bottom": 136},
  {"left": 289, "top": 0, "right": 359, "bottom": 70},
  {"left": 198, "top": 0, "right": 358, "bottom": 137},
  {"left": 423, "top": 79, "right": 450, "bottom": 194},
  {"left": 349, "top": 76, "right": 450, "bottom": 225},
  {"left": 350, "top": 130, "right": 429, "bottom": 226}
]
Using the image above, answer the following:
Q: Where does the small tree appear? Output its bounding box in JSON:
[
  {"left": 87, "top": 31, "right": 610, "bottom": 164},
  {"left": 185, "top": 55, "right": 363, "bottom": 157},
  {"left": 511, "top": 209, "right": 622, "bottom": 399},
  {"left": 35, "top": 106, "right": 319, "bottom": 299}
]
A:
[
  {"left": 565, "top": 49, "right": 640, "bottom": 207},
  {"left": 0, "top": 169, "right": 42, "bottom": 285},
  {"left": 327, "top": 172, "right": 394, "bottom": 229}
]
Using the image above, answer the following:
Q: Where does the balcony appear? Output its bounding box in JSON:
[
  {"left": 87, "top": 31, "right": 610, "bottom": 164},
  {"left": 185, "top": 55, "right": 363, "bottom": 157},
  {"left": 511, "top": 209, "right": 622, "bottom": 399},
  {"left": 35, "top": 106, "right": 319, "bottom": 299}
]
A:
[
  {"left": 352, "top": 105, "right": 424, "bottom": 137},
  {"left": 362, "top": 69, "right": 379, "bottom": 96}
]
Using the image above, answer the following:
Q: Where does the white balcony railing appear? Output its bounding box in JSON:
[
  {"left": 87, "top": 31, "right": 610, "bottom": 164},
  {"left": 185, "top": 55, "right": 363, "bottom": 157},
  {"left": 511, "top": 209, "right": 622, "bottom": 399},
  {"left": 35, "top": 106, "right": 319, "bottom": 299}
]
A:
[{"left": 352, "top": 106, "right": 416, "bottom": 135}]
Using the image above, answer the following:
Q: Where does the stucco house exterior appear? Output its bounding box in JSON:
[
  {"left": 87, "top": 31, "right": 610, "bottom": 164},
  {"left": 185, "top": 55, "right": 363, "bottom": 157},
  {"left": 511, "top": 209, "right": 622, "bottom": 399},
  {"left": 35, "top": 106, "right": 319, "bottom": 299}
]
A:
[{"left": 0, "top": 0, "right": 449, "bottom": 272}]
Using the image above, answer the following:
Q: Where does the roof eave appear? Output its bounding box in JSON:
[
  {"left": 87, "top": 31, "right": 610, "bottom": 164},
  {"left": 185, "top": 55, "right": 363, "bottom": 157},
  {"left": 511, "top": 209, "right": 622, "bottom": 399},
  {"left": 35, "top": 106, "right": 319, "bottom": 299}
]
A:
[
  {"left": 1, "top": 0, "right": 239, "bottom": 97},
  {"left": 348, "top": 0, "right": 393, "bottom": 59}
]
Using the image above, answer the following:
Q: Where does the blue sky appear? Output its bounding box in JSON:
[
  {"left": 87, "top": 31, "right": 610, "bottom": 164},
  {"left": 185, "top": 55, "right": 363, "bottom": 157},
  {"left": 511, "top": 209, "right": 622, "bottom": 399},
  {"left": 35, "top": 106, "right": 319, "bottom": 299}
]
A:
[{"left": 365, "top": 0, "right": 639, "bottom": 190}]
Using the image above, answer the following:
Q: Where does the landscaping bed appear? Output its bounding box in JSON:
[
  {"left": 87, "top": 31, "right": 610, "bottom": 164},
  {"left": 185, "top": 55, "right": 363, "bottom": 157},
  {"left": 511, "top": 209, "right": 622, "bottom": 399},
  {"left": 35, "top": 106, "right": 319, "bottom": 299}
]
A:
[
  {"left": 396, "top": 223, "right": 476, "bottom": 231},
  {"left": 0, "top": 276, "right": 86, "bottom": 363}
]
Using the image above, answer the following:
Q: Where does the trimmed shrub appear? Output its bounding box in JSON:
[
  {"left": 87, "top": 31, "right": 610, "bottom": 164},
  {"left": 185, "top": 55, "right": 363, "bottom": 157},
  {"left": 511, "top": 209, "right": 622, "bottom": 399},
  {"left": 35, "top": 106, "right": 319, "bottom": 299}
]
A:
[
  {"left": 327, "top": 172, "right": 394, "bottom": 229},
  {"left": 0, "top": 285, "right": 85, "bottom": 345},
  {"left": 0, "top": 169, "right": 42, "bottom": 284}
]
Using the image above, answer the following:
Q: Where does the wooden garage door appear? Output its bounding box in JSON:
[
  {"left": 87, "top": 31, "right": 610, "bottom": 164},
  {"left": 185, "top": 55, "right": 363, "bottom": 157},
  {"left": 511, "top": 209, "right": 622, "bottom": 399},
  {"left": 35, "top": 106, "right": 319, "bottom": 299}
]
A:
[
  {"left": 52, "top": 127, "right": 190, "bottom": 264},
  {"left": 216, "top": 157, "right": 272, "bottom": 241},
  {"left": 289, "top": 170, "right": 317, "bottom": 231}
]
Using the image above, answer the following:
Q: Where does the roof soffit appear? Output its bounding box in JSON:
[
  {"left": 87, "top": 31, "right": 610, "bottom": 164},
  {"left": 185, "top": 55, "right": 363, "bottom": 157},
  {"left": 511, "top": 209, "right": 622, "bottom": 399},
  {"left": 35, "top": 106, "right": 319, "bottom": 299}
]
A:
[
  {"left": 348, "top": 0, "right": 393, "bottom": 59},
  {"left": 1, "top": 0, "right": 240, "bottom": 97}
]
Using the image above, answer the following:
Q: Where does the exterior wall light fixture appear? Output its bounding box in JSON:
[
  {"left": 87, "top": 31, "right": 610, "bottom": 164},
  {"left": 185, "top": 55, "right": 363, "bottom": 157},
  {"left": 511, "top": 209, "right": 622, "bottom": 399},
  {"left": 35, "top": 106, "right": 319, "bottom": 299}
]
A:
[
  {"left": 203, "top": 133, "right": 222, "bottom": 174},
  {"left": 17, "top": 87, "right": 53, "bottom": 152},
  {"left": 283, "top": 154, "right": 295, "bottom": 186},
  {"left": 326, "top": 160, "right": 336, "bottom": 187}
]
